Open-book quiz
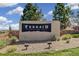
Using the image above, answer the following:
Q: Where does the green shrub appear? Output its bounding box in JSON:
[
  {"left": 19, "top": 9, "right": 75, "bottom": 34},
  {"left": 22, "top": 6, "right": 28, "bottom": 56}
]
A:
[
  {"left": 71, "top": 34, "right": 79, "bottom": 38},
  {"left": 62, "top": 34, "right": 79, "bottom": 39},
  {"left": 57, "top": 39, "right": 60, "bottom": 41},
  {"left": 62, "top": 34, "right": 72, "bottom": 40},
  {"left": 66, "top": 40, "right": 70, "bottom": 43},
  {"left": 11, "top": 36, "right": 17, "bottom": 40},
  {"left": 9, "top": 36, "right": 17, "bottom": 44},
  {"left": 0, "top": 40, "right": 7, "bottom": 49},
  {"left": 6, "top": 46, "right": 17, "bottom": 53},
  {"left": 0, "top": 31, "right": 5, "bottom": 34}
]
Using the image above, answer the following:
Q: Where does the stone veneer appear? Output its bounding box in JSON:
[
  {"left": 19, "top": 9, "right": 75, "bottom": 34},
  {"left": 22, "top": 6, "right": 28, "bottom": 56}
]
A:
[{"left": 19, "top": 21, "right": 60, "bottom": 42}]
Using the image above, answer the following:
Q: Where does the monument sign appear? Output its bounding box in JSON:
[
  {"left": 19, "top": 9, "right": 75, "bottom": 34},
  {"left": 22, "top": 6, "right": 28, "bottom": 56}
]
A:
[{"left": 19, "top": 21, "right": 60, "bottom": 42}]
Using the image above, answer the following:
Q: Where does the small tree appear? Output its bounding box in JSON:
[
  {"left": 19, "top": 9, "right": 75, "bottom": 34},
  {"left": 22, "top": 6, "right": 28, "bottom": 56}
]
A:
[
  {"left": 21, "top": 3, "right": 43, "bottom": 21},
  {"left": 53, "top": 3, "right": 71, "bottom": 30},
  {"left": 8, "top": 25, "right": 12, "bottom": 38}
]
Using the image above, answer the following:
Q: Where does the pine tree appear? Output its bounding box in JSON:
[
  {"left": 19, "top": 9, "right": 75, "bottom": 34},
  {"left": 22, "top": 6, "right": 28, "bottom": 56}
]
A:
[
  {"left": 21, "top": 3, "right": 43, "bottom": 21},
  {"left": 53, "top": 3, "right": 71, "bottom": 29}
]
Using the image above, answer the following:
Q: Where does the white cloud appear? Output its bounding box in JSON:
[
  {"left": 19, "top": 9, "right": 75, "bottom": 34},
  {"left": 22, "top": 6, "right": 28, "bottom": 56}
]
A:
[
  {"left": 71, "top": 6, "right": 79, "bottom": 10},
  {"left": 66, "top": 3, "right": 79, "bottom": 10},
  {"left": 0, "top": 3, "right": 18, "bottom": 7},
  {"left": 11, "top": 23, "right": 19, "bottom": 30},
  {"left": 7, "top": 6, "right": 23, "bottom": 15},
  {"left": 43, "top": 14, "right": 47, "bottom": 18},
  {"left": 48, "top": 10, "right": 53, "bottom": 15},
  {"left": 0, "top": 16, "right": 7, "bottom": 22},
  {"left": 0, "top": 16, "right": 13, "bottom": 30},
  {"left": 0, "top": 25, "right": 9, "bottom": 30},
  {"left": 5, "top": 20, "right": 13, "bottom": 24},
  {"left": 0, "top": 16, "right": 12, "bottom": 24},
  {"left": 0, "top": 23, "right": 19, "bottom": 30},
  {"left": 44, "top": 10, "right": 53, "bottom": 18},
  {"left": 0, "top": 16, "right": 19, "bottom": 30}
]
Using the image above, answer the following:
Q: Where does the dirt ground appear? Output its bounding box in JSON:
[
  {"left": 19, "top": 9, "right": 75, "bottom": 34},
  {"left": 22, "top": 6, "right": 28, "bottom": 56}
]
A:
[
  {"left": 0, "top": 38, "right": 79, "bottom": 53},
  {"left": 0, "top": 33, "right": 9, "bottom": 40}
]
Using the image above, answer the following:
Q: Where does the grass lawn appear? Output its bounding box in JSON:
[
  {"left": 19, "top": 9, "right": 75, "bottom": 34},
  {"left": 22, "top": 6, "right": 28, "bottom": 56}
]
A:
[{"left": 0, "top": 47, "right": 79, "bottom": 56}]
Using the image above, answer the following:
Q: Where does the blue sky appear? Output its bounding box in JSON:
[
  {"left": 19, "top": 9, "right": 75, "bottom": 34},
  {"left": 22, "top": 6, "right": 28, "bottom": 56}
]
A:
[
  {"left": 0, "top": 3, "right": 56, "bottom": 30},
  {"left": 0, "top": 3, "right": 79, "bottom": 30},
  {"left": 0, "top": 3, "right": 55, "bottom": 22}
]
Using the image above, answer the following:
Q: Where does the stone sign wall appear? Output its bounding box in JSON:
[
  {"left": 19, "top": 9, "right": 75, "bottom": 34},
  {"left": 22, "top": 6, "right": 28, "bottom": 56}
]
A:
[{"left": 19, "top": 21, "right": 60, "bottom": 42}]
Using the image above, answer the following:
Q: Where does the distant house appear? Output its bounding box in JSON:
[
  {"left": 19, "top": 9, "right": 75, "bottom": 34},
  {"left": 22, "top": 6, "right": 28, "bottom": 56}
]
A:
[
  {"left": 61, "top": 26, "right": 79, "bottom": 35},
  {"left": 60, "top": 27, "right": 74, "bottom": 35},
  {"left": 73, "top": 26, "right": 79, "bottom": 32}
]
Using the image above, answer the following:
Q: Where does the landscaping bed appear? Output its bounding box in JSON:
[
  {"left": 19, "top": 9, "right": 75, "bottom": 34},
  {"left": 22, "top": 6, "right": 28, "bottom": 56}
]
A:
[
  {"left": 0, "top": 36, "right": 18, "bottom": 49},
  {"left": 0, "top": 47, "right": 79, "bottom": 56},
  {"left": 61, "top": 34, "right": 79, "bottom": 40}
]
